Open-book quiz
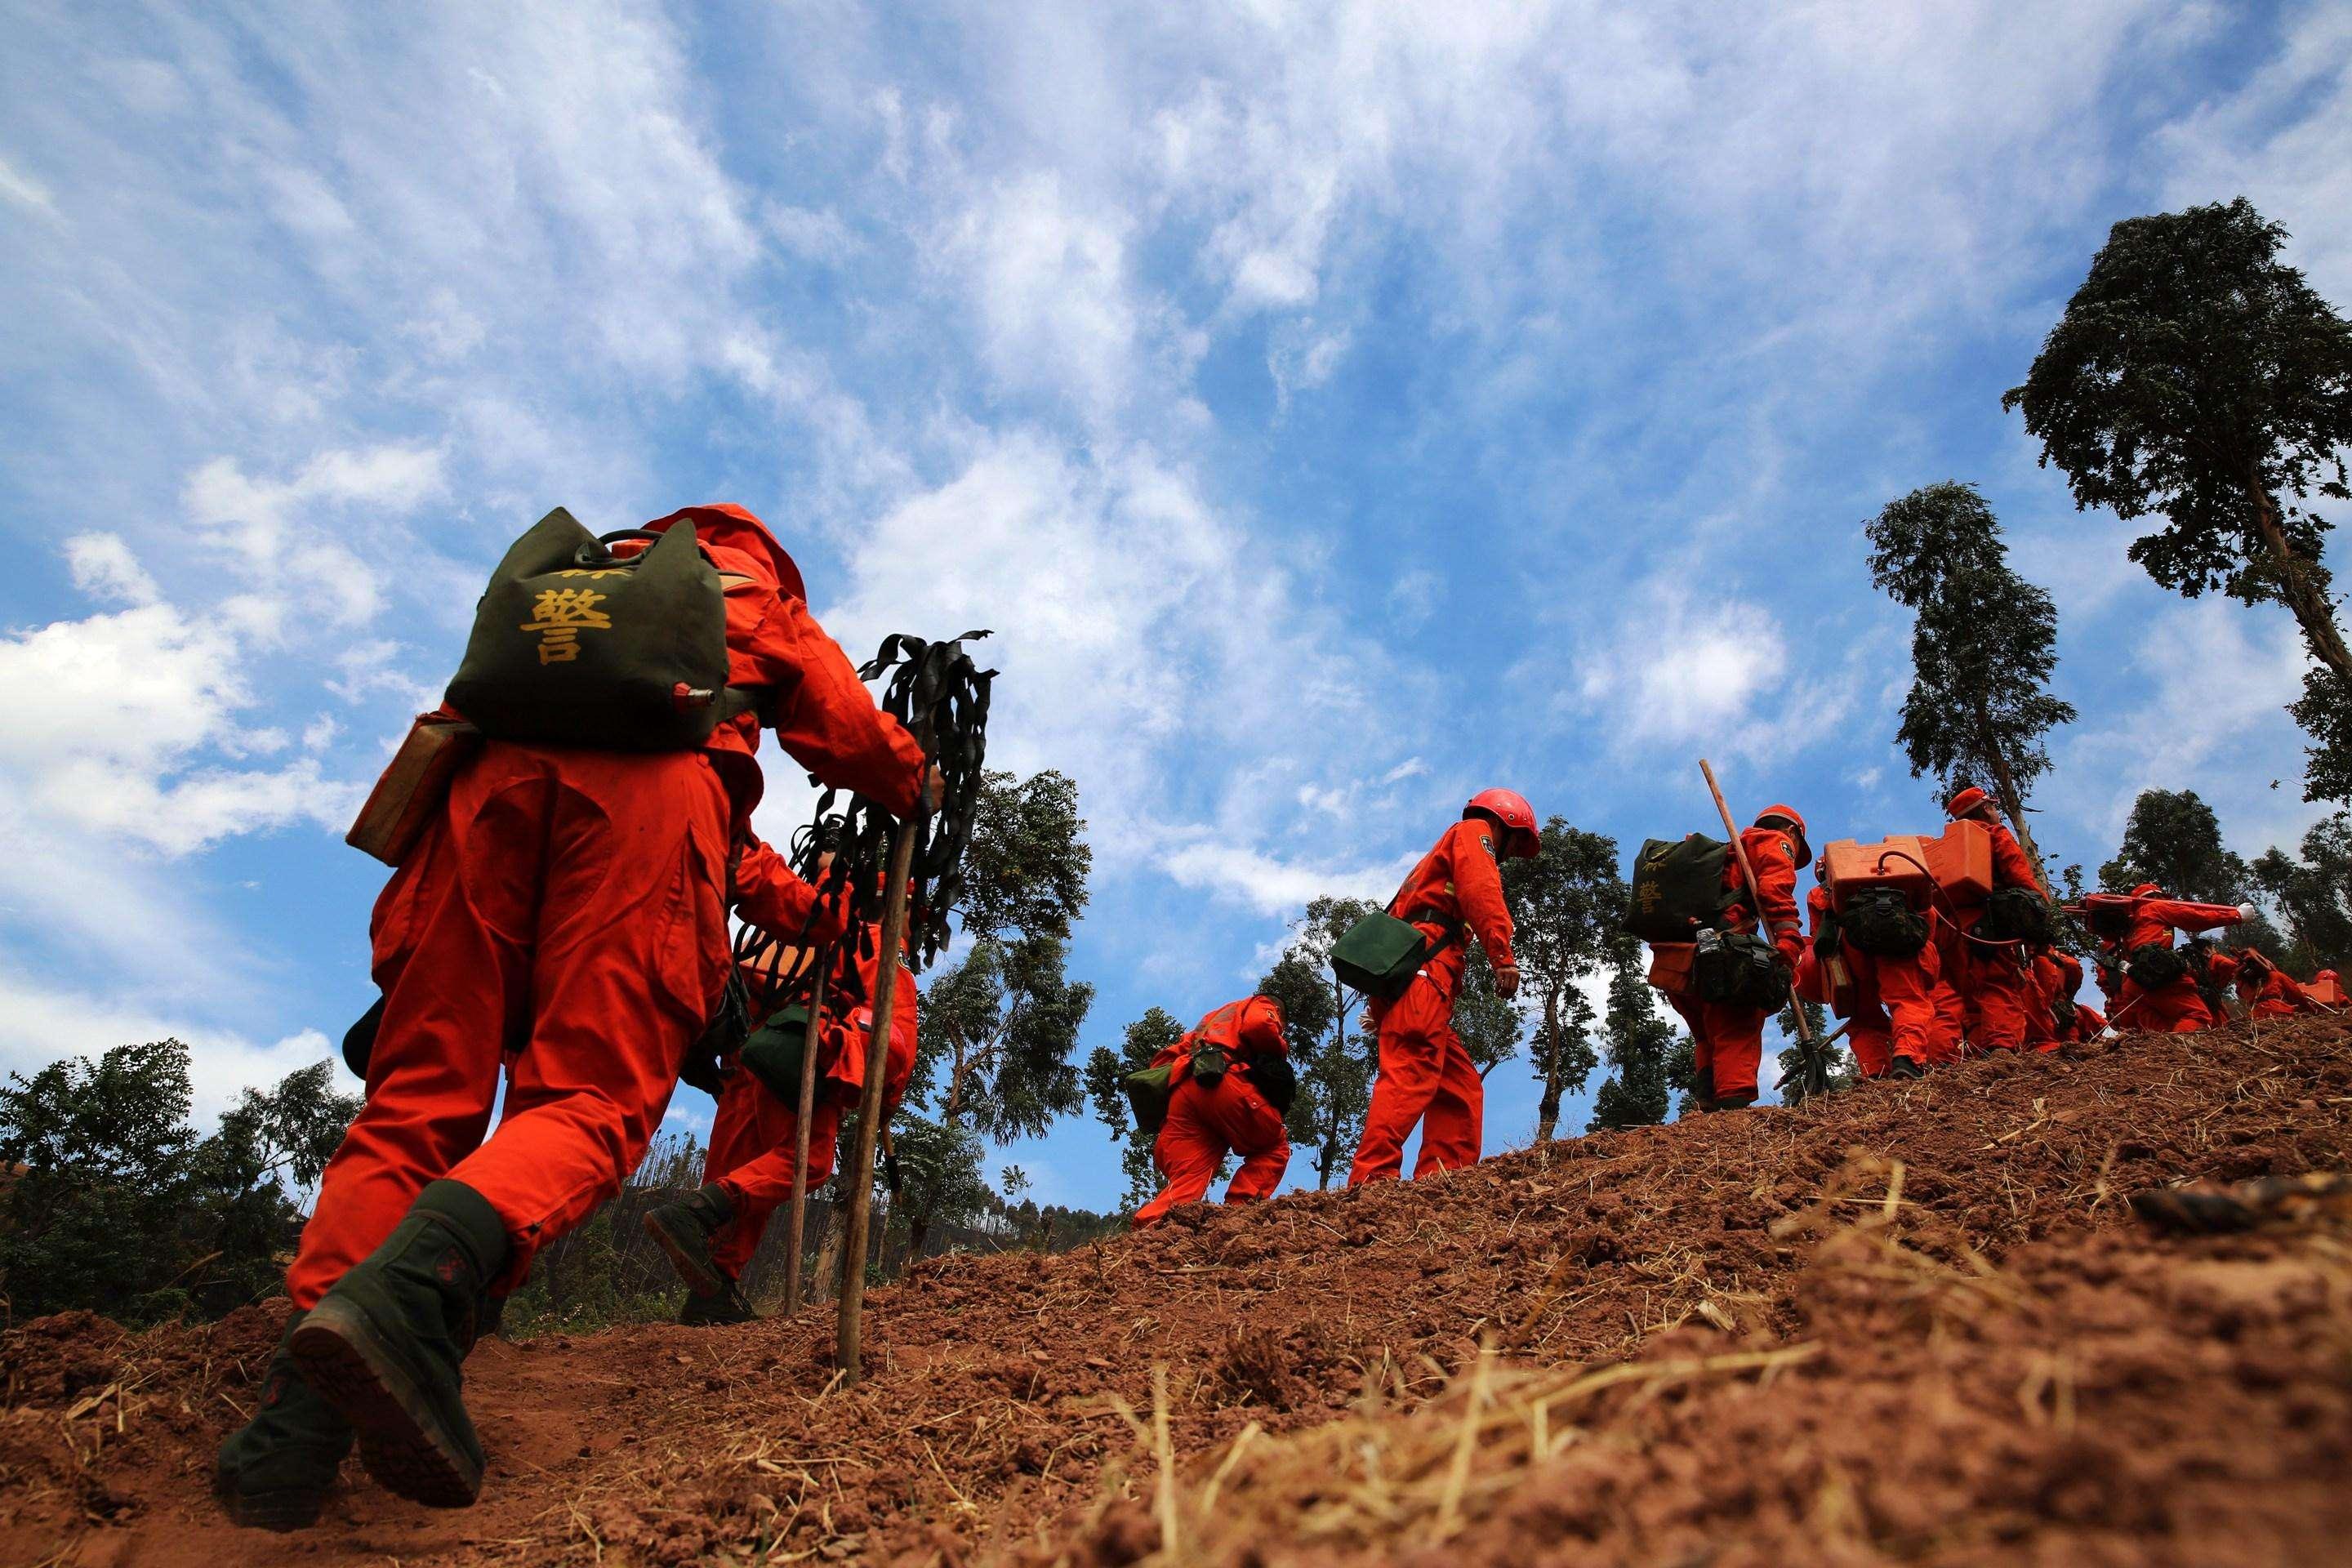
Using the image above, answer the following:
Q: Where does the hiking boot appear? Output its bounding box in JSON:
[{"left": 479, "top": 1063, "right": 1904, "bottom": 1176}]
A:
[
  {"left": 290, "top": 1179, "right": 507, "bottom": 1509},
  {"left": 642, "top": 1184, "right": 733, "bottom": 1296},
  {"left": 1889, "top": 1054, "right": 1927, "bottom": 1080},
  {"left": 213, "top": 1313, "right": 354, "bottom": 1530},
  {"left": 678, "top": 1276, "right": 758, "bottom": 1326}
]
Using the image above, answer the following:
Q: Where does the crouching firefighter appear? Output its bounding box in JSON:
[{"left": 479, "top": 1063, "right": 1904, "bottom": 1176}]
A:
[
  {"left": 2082, "top": 885, "right": 2252, "bottom": 1034},
  {"left": 1129, "top": 996, "right": 1297, "bottom": 1227},
  {"left": 1345, "top": 789, "right": 1535, "bottom": 1185},
  {"left": 641, "top": 853, "right": 920, "bottom": 1323},
  {"left": 215, "top": 504, "right": 932, "bottom": 1530}
]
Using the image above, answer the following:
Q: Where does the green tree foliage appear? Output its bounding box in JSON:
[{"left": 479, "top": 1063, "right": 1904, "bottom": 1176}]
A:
[
  {"left": 1773, "top": 999, "right": 1854, "bottom": 1101},
  {"left": 1258, "top": 896, "right": 1380, "bottom": 1188},
  {"left": 884, "top": 1111, "right": 996, "bottom": 1261},
  {"left": 2004, "top": 198, "right": 2352, "bottom": 800},
  {"left": 1452, "top": 951, "right": 1527, "bottom": 1078},
  {"left": 2250, "top": 813, "right": 2352, "bottom": 978},
  {"left": 1865, "top": 482, "right": 2074, "bottom": 887},
  {"left": 1084, "top": 1006, "right": 1186, "bottom": 1210},
  {"left": 1588, "top": 956, "right": 1677, "bottom": 1131},
  {"left": 0, "top": 1041, "right": 359, "bottom": 1322},
  {"left": 1500, "top": 817, "right": 1622, "bottom": 1140},
  {"left": 915, "top": 769, "right": 1094, "bottom": 1140}
]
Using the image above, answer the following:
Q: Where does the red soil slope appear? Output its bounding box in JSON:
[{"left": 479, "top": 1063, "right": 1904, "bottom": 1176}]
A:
[{"left": 4, "top": 1015, "right": 2348, "bottom": 1566}]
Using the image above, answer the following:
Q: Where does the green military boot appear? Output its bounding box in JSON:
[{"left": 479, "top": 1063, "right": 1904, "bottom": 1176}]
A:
[
  {"left": 290, "top": 1180, "right": 507, "bottom": 1508},
  {"left": 213, "top": 1312, "right": 354, "bottom": 1530},
  {"left": 678, "top": 1276, "right": 758, "bottom": 1326},
  {"left": 642, "top": 1183, "right": 733, "bottom": 1296}
]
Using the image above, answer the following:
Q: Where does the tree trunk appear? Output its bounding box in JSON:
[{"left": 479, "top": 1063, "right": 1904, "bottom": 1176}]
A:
[
  {"left": 1534, "top": 988, "right": 1562, "bottom": 1143},
  {"left": 1972, "top": 700, "right": 2054, "bottom": 898},
  {"left": 809, "top": 1200, "right": 844, "bottom": 1299},
  {"left": 2252, "top": 479, "right": 2352, "bottom": 684}
]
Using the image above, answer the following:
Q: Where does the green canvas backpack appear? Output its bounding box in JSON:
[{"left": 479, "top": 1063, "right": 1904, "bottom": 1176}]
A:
[
  {"left": 1624, "top": 835, "right": 1737, "bottom": 942},
  {"left": 1978, "top": 886, "right": 2056, "bottom": 945},
  {"left": 1331, "top": 910, "right": 1451, "bottom": 1000},
  {"left": 2125, "top": 942, "right": 2188, "bottom": 990},
  {"left": 445, "top": 509, "right": 753, "bottom": 751},
  {"left": 1839, "top": 886, "right": 1930, "bottom": 958}
]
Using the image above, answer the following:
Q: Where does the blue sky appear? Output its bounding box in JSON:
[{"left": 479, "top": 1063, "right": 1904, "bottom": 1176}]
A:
[{"left": 4, "top": 1, "right": 2348, "bottom": 1212}]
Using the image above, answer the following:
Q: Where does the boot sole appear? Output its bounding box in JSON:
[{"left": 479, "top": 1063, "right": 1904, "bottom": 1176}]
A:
[
  {"left": 643, "top": 1206, "right": 726, "bottom": 1295},
  {"left": 214, "top": 1475, "right": 330, "bottom": 1533},
  {"left": 290, "top": 1298, "right": 482, "bottom": 1508}
]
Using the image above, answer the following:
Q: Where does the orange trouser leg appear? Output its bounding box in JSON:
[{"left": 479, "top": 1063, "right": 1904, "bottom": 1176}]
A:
[
  {"left": 2120, "top": 979, "right": 2212, "bottom": 1033},
  {"left": 702, "top": 1069, "right": 843, "bottom": 1276},
  {"left": 1668, "top": 994, "right": 1769, "bottom": 1103},
  {"left": 1204, "top": 1071, "right": 1291, "bottom": 1203},
  {"left": 1963, "top": 950, "right": 2032, "bottom": 1052},
  {"left": 1350, "top": 977, "right": 1475, "bottom": 1185},
  {"left": 1869, "top": 946, "right": 1940, "bottom": 1066},
  {"left": 1135, "top": 1081, "right": 1228, "bottom": 1227},
  {"left": 291, "top": 745, "right": 733, "bottom": 1304}
]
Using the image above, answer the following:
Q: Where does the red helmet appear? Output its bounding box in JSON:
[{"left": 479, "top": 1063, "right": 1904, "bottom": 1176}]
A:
[
  {"left": 1946, "top": 786, "right": 1994, "bottom": 821},
  {"left": 643, "top": 503, "right": 807, "bottom": 601},
  {"left": 1754, "top": 804, "right": 1809, "bottom": 864},
  {"left": 1464, "top": 788, "right": 1539, "bottom": 858}
]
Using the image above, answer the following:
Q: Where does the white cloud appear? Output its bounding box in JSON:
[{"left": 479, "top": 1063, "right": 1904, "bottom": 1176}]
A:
[
  {"left": 941, "top": 172, "right": 1147, "bottom": 419},
  {"left": 182, "top": 444, "right": 445, "bottom": 628},
  {"left": 2155, "top": 3, "right": 2352, "bottom": 300},
  {"left": 64, "top": 532, "right": 161, "bottom": 606},
  {"left": 0, "top": 152, "right": 59, "bottom": 218},
  {"left": 1158, "top": 840, "right": 1410, "bottom": 916},
  {"left": 0, "top": 969, "right": 339, "bottom": 1129}
]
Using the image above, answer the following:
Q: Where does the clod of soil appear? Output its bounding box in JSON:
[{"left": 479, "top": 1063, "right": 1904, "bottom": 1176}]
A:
[{"left": 4, "top": 1015, "right": 2350, "bottom": 1566}]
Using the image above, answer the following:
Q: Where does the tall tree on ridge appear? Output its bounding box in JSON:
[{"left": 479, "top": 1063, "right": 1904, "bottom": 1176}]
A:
[
  {"left": 2005, "top": 198, "right": 2352, "bottom": 801},
  {"left": 1867, "top": 480, "right": 2074, "bottom": 890},
  {"left": 1499, "top": 817, "right": 1620, "bottom": 1141}
]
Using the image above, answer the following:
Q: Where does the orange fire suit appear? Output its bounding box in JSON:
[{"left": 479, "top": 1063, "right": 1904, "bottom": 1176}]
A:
[
  {"left": 2235, "top": 965, "right": 2313, "bottom": 1019},
  {"left": 2111, "top": 897, "right": 2245, "bottom": 1034},
  {"left": 1665, "top": 825, "right": 1804, "bottom": 1107},
  {"left": 1349, "top": 819, "right": 1518, "bottom": 1184},
  {"left": 702, "top": 918, "right": 918, "bottom": 1279},
  {"left": 287, "top": 508, "right": 926, "bottom": 1307},
  {"left": 1802, "top": 885, "right": 1945, "bottom": 1078},
  {"left": 1944, "top": 820, "right": 2042, "bottom": 1053},
  {"left": 1134, "top": 998, "right": 1293, "bottom": 1227}
]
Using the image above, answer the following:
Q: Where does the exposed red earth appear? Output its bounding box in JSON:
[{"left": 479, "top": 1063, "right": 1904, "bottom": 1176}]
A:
[{"left": 6, "top": 1014, "right": 2348, "bottom": 1566}]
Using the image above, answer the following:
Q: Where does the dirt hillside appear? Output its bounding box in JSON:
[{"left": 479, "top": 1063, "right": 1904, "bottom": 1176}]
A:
[{"left": 5, "top": 1015, "right": 2349, "bottom": 1566}]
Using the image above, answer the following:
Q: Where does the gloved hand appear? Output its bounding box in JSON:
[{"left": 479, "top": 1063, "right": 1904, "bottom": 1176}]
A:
[
  {"left": 2236, "top": 903, "right": 2256, "bottom": 922},
  {"left": 1492, "top": 961, "right": 1521, "bottom": 1000}
]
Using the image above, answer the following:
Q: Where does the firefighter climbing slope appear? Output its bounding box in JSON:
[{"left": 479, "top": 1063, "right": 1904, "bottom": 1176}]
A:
[
  {"left": 1343, "top": 790, "right": 1535, "bottom": 1184},
  {"left": 1129, "top": 996, "right": 1297, "bottom": 1227},
  {"left": 643, "top": 844, "right": 921, "bottom": 1325},
  {"left": 215, "top": 505, "right": 934, "bottom": 1531}
]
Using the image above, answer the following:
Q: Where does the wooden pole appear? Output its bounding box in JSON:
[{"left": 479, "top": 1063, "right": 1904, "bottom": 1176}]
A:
[
  {"left": 835, "top": 822, "right": 919, "bottom": 1383},
  {"left": 781, "top": 959, "right": 831, "bottom": 1316},
  {"left": 1699, "top": 759, "right": 1824, "bottom": 1090}
]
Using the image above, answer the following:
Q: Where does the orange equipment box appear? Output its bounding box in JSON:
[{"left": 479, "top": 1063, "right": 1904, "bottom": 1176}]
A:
[
  {"left": 2308, "top": 973, "right": 2345, "bottom": 1007},
  {"left": 1822, "top": 835, "right": 1933, "bottom": 913},
  {"left": 1646, "top": 942, "right": 1695, "bottom": 997},
  {"left": 1923, "top": 819, "right": 1994, "bottom": 905}
]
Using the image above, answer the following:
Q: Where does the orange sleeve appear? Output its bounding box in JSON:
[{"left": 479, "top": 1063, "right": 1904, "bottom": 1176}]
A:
[
  {"left": 1744, "top": 829, "right": 1804, "bottom": 964},
  {"left": 1987, "top": 824, "right": 2041, "bottom": 890},
  {"left": 1447, "top": 820, "right": 1517, "bottom": 970},
  {"left": 739, "top": 595, "right": 929, "bottom": 818},
  {"left": 2140, "top": 898, "right": 2245, "bottom": 934},
  {"left": 730, "top": 835, "right": 850, "bottom": 944}
]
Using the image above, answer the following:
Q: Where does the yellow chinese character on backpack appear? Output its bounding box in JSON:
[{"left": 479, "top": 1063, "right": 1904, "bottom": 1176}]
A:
[{"left": 519, "top": 587, "right": 613, "bottom": 665}]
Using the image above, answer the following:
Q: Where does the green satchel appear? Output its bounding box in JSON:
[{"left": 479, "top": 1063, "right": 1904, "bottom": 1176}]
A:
[
  {"left": 738, "top": 1005, "right": 814, "bottom": 1109},
  {"left": 1333, "top": 908, "right": 1459, "bottom": 1001},
  {"left": 1123, "top": 1062, "right": 1177, "bottom": 1135}
]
